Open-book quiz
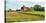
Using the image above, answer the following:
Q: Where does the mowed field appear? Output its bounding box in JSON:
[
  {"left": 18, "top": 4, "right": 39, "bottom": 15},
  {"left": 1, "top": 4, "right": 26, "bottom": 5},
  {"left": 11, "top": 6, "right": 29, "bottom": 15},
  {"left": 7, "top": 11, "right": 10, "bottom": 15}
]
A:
[{"left": 6, "top": 12, "right": 44, "bottom": 22}]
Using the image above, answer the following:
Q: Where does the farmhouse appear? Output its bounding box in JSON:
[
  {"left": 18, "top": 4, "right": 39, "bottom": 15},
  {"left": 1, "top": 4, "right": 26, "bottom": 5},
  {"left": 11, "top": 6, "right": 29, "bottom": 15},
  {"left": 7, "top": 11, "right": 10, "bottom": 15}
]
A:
[{"left": 21, "top": 5, "right": 29, "bottom": 11}]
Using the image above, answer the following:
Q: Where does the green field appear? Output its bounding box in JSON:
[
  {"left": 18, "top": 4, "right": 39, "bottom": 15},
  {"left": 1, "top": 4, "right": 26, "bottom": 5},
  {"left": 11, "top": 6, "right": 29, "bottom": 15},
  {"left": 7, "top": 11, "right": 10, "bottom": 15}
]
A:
[
  {"left": 19, "top": 11, "right": 45, "bottom": 15},
  {"left": 6, "top": 11, "right": 45, "bottom": 23}
]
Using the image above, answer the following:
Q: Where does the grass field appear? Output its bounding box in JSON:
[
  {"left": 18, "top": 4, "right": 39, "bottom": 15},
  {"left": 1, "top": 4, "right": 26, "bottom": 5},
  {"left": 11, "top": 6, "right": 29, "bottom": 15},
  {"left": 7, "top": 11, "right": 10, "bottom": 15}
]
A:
[
  {"left": 19, "top": 11, "right": 45, "bottom": 15},
  {"left": 6, "top": 11, "right": 45, "bottom": 23}
]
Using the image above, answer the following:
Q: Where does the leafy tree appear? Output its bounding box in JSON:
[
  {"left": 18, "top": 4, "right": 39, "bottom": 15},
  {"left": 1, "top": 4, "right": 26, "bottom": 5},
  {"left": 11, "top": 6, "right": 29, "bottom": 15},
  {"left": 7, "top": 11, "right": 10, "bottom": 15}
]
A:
[
  {"left": 8, "top": 9, "right": 12, "bottom": 12},
  {"left": 33, "top": 5, "right": 44, "bottom": 11},
  {"left": 16, "top": 9, "right": 21, "bottom": 11}
]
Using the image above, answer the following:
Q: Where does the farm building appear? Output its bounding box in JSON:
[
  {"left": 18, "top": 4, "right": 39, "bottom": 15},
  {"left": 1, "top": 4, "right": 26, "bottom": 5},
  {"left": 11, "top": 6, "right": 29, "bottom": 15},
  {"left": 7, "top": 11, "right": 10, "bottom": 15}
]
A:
[{"left": 21, "top": 5, "right": 29, "bottom": 11}]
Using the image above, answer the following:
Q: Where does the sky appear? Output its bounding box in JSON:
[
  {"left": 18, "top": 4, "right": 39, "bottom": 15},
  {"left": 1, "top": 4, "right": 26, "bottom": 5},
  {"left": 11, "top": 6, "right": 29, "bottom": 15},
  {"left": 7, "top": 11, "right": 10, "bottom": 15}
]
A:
[{"left": 6, "top": 0, "right": 46, "bottom": 10}]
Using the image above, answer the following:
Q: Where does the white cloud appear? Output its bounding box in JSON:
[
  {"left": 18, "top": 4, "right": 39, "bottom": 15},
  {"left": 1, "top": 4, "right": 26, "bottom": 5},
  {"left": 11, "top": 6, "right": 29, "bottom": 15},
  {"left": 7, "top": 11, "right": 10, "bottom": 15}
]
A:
[
  {"left": 16, "top": 0, "right": 46, "bottom": 2},
  {"left": 6, "top": 0, "right": 46, "bottom": 10},
  {"left": 6, "top": 0, "right": 46, "bottom": 2}
]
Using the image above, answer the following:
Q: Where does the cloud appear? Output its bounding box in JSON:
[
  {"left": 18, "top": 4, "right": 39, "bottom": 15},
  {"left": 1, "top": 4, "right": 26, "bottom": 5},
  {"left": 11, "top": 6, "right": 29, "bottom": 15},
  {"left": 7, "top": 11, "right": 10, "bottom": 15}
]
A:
[{"left": 6, "top": 0, "right": 46, "bottom": 10}]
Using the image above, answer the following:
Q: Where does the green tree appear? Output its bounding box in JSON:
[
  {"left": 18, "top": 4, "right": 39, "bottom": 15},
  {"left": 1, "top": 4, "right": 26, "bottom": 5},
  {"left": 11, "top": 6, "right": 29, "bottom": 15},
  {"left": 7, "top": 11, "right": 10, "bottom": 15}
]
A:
[
  {"left": 8, "top": 9, "right": 12, "bottom": 12},
  {"left": 16, "top": 9, "right": 21, "bottom": 11},
  {"left": 33, "top": 5, "right": 44, "bottom": 11}
]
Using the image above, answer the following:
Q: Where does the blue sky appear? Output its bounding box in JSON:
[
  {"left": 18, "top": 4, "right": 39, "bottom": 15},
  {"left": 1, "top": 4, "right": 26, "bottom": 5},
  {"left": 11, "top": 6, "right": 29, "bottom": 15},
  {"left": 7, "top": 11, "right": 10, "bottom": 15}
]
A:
[{"left": 6, "top": 0, "right": 45, "bottom": 10}]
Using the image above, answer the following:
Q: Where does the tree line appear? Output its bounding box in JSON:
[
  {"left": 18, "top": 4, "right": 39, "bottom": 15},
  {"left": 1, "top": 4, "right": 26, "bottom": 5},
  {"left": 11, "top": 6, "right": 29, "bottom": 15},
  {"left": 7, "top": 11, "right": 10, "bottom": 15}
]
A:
[{"left": 7, "top": 4, "right": 45, "bottom": 12}]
